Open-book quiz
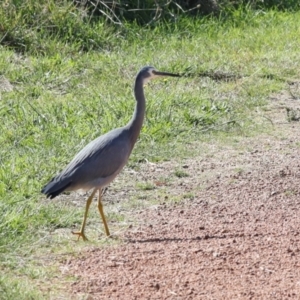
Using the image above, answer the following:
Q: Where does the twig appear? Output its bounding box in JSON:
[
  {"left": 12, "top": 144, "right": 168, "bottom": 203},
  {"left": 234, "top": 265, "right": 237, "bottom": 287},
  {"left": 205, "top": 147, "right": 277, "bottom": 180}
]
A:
[
  {"left": 173, "top": 2, "right": 201, "bottom": 13},
  {"left": 89, "top": 0, "right": 123, "bottom": 25}
]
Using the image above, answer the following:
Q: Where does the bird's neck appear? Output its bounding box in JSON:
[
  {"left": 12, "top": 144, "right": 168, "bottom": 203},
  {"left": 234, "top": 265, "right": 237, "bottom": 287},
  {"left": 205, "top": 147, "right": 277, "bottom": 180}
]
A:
[{"left": 127, "top": 77, "right": 146, "bottom": 145}]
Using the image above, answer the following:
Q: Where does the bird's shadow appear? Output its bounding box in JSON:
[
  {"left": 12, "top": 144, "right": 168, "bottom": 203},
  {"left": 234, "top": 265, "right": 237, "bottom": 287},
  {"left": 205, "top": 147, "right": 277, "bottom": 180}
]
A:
[{"left": 123, "top": 232, "right": 257, "bottom": 244}]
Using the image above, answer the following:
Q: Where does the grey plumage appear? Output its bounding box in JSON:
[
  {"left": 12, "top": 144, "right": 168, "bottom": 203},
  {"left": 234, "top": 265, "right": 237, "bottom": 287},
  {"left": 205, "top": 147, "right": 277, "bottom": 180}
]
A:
[
  {"left": 41, "top": 66, "right": 180, "bottom": 241},
  {"left": 42, "top": 128, "right": 132, "bottom": 196}
]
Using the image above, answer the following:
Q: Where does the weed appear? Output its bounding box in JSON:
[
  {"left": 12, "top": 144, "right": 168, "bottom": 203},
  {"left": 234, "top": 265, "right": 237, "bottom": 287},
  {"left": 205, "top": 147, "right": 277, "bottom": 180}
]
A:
[
  {"left": 136, "top": 182, "right": 156, "bottom": 191},
  {"left": 174, "top": 169, "right": 189, "bottom": 178}
]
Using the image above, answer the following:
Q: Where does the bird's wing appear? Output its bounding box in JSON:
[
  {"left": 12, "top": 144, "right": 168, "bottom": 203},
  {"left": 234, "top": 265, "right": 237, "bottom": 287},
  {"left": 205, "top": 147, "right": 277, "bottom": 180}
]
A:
[
  {"left": 42, "top": 128, "right": 132, "bottom": 197},
  {"left": 62, "top": 128, "right": 131, "bottom": 184}
]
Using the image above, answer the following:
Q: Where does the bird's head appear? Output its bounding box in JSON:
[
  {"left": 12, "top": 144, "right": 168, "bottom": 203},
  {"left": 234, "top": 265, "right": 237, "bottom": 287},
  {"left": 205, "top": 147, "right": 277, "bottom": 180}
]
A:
[{"left": 138, "top": 66, "right": 180, "bottom": 84}]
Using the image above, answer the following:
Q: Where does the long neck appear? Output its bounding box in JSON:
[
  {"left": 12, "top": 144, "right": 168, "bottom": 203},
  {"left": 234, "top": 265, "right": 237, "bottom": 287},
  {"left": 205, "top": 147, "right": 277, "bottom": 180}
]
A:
[{"left": 127, "top": 76, "right": 146, "bottom": 145}]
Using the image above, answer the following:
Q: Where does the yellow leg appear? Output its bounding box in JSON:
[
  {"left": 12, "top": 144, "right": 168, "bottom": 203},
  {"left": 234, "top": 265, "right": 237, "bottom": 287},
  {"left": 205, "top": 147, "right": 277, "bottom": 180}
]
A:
[
  {"left": 98, "top": 189, "right": 110, "bottom": 236},
  {"left": 72, "top": 188, "right": 97, "bottom": 241}
]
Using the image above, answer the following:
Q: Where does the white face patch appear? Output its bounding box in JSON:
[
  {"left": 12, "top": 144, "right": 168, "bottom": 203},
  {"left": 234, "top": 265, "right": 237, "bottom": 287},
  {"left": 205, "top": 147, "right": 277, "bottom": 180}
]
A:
[
  {"left": 142, "top": 68, "right": 157, "bottom": 85},
  {"left": 142, "top": 77, "right": 151, "bottom": 85}
]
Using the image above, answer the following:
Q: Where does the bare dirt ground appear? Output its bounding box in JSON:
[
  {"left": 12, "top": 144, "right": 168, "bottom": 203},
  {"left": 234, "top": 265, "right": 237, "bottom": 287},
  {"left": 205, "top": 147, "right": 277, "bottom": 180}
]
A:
[{"left": 65, "top": 90, "right": 300, "bottom": 299}]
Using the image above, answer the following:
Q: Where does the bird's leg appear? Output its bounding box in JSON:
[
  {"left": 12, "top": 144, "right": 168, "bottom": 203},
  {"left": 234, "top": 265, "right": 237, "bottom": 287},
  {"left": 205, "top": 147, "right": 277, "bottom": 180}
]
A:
[
  {"left": 72, "top": 188, "right": 97, "bottom": 241},
  {"left": 98, "top": 189, "right": 110, "bottom": 236}
]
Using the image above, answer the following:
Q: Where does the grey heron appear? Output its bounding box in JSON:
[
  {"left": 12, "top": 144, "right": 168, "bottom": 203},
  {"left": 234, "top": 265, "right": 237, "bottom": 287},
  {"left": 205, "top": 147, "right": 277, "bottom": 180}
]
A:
[{"left": 41, "top": 66, "right": 180, "bottom": 241}]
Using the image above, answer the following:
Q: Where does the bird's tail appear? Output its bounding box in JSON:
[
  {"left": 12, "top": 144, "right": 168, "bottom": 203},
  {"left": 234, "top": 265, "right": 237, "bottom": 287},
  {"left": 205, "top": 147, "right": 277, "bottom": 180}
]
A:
[{"left": 41, "top": 179, "right": 72, "bottom": 199}]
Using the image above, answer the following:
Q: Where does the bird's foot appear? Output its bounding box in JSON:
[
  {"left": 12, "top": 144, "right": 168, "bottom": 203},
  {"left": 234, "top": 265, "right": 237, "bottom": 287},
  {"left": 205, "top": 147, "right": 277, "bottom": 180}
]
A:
[
  {"left": 107, "top": 234, "right": 118, "bottom": 240},
  {"left": 72, "top": 230, "right": 88, "bottom": 241}
]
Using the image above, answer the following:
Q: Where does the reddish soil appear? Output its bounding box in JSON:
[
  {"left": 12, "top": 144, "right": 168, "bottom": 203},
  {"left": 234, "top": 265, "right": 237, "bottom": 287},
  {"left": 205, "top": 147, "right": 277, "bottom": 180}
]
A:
[{"left": 66, "top": 95, "right": 300, "bottom": 299}]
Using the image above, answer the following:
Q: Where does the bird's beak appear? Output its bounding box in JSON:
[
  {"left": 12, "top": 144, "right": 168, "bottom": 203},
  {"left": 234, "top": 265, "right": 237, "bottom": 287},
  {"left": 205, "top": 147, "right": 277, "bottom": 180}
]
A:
[{"left": 152, "top": 70, "right": 181, "bottom": 77}]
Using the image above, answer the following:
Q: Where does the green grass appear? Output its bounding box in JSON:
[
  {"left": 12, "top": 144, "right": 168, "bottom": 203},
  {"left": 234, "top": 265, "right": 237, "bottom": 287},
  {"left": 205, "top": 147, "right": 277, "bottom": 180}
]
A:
[
  {"left": 174, "top": 169, "right": 189, "bottom": 178},
  {"left": 1, "top": 6, "right": 300, "bottom": 297}
]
